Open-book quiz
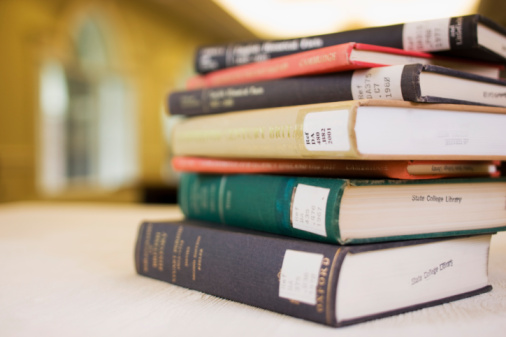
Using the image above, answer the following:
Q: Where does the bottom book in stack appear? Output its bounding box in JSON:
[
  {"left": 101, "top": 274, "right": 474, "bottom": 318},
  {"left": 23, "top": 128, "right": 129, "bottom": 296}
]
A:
[
  {"left": 134, "top": 173, "right": 506, "bottom": 327},
  {"left": 135, "top": 219, "right": 492, "bottom": 327}
]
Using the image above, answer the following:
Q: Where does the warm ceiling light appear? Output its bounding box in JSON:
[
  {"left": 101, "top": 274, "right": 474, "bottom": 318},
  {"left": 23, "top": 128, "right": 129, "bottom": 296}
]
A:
[{"left": 214, "top": 0, "right": 480, "bottom": 39}]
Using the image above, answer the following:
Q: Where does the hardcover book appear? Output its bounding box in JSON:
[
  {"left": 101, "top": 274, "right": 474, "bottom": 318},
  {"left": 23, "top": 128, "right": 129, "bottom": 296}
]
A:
[
  {"left": 194, "top": 14, "right": 506, "bottom": 73},
  {"left": 187, "top": 43, "right": 503, "bottom": 89},
  {"left": 170, "top": 99, "right": 506, "bottom": 161},
  {"left": 172, "top": 156, "right": 500, "bottom": 180},
  {"left": 170, "top": 64, "right": 506, "bottom": 116},
  {"left": 135, "top": 220, "right": 493, "bottom": 327},
  {"left": 179, "top": 173, "right": 506, "bottom": 244}
]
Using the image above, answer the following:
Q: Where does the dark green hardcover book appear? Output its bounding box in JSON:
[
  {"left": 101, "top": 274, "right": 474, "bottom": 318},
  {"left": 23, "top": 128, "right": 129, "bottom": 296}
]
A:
[
  {"left": 135, "top": 220, "right": 492, "bottom": 327},
  {"left": 179, "top": 173, "right": 506, "bottom": 244}
]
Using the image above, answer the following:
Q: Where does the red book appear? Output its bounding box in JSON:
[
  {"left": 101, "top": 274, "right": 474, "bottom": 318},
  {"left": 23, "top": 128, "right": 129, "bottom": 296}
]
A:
[
  {"left": 186, "top": 42, "right": 503, "bottom": 89},
  {"left": 171, "top": 156, "right": 501, "bottom": 180}
]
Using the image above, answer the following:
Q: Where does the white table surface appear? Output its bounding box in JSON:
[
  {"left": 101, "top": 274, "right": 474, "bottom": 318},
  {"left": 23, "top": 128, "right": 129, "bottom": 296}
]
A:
[{"left": 1, "top": 201, "right": 505, "bottom": 337}]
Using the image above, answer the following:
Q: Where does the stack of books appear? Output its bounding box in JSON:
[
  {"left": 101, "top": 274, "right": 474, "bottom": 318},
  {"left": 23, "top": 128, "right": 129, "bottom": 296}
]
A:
[{"left": 135, "top": 14, "right": 506, "bottom": 327}]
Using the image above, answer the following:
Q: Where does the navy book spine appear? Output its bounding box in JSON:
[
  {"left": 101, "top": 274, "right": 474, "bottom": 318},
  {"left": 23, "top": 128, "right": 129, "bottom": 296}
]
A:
[{"left": 168, "top": 73, "right": 354, "bottom": 116}]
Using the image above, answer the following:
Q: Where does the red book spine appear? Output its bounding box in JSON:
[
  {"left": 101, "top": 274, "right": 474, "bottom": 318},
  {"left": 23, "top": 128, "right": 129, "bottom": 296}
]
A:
[
  {"left": 186, "top": 42, "right": 373, "bottom": 89},
  {"left": 171, "top": 157, "right": 500, "bottom": 180}
]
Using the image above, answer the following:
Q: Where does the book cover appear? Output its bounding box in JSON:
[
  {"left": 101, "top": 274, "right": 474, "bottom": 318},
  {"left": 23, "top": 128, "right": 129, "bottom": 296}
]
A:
[
  {"left": 135, "top": 220, "right": 492, "bottom": 326},
  {"left": 194, "top": 14, "right": 506, "bottom": 73},
  {"left": 187, "top": 42, "right": 503, "bottom": 89},
  {"left": 178, "top": 173, "right": 506, "bottom": 244},
  {"left": 171, "top": 99, "right": 506, "bottom": 161},
  {"left": 169, "top": 64, "right": 506, "bottom": 116},
  {"left": 171, "top": 156, "right": 500, "bottom": 180}
]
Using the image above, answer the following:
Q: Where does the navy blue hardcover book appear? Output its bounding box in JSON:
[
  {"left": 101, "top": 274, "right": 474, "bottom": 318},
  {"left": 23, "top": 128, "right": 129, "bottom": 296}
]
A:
[
  {"left": 135, "top": 220, "right": 492, "bottom": 327},
  {"left": 169, "top": 64, "right": 506, "bottom": 116}
]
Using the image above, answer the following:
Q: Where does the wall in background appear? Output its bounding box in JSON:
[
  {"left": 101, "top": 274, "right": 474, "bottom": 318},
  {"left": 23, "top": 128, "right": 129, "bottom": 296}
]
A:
[{"left": 0, "top": 0, "right": 255, "bottom": 203}]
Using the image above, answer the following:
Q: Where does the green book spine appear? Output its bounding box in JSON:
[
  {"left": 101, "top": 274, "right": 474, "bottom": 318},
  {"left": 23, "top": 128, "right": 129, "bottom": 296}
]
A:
[
  {"left": 179, "top": 173, "right": 348, "bottom": 244},
  {"left": 179, "top": 173, "right": 506, "bottom": 245}
]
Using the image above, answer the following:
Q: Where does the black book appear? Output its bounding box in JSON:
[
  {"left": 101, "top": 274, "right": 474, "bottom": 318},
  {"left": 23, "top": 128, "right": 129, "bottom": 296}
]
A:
[
  {"left": 195, "top": 14, "right": 506, "bottom": 73},
  {"left": 168, "top": 64, "right": 506, "bottom": 116},
  {"left": 135, "top": 220, "right": 492, "bottom": 327}
]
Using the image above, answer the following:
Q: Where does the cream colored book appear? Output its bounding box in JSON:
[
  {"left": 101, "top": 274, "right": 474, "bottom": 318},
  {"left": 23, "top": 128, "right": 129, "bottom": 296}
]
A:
[{"left": 171, "top": 100, "right": 506, "bottom": 160}]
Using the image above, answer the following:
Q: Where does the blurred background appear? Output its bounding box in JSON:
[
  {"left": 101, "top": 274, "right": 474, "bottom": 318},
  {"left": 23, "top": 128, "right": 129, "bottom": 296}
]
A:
[{"left": 0, "top": 0, "right": 504, "bottom": 205}]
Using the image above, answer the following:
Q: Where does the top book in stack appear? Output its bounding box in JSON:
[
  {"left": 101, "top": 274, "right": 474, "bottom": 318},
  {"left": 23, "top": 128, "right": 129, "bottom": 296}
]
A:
[{"left": 194, "top": 14, "right": 506, "bottom": 74}]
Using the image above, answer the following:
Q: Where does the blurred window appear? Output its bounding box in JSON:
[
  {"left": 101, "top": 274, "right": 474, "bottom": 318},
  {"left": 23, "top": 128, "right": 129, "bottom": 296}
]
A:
[{"left": 39, "top": 16, "right": 137, "bottom": 194}]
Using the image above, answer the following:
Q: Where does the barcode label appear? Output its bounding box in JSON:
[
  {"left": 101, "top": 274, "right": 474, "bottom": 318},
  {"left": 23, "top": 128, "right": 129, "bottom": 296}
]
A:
[
  {"left": 291, "top": 184, "right": 329, "bottom": 237},
  {"left": 403, "top": 18, "right": 451, "bottom": 51},
  {"left": 302, "top": 110, "right": 350, "bottom": 152},
  {"left": 351, "top": 66, "right": 404, "bottom": 100},
  {"left": 279, "top": 249, "right": 324, "bottom": 305}
]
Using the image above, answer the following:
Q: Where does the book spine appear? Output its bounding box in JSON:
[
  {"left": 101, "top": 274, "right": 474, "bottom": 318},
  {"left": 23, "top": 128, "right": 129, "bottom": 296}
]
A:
[
  {"left": 135, "top": 220, "right": 344, "bottom": 326},
  {"left": 449, "top": 15, "right": 478, "bottom": 50},
  {"left": 349, "top": 64, "right": 421, "bottom": 102},
  {"left": 400, "top": 64, "right": 424, "bottom": 102},
  {"left": 172, "top": 157, "right": 413, "bottom": 178},
  {"left": 187, "top": 43, "right": 358, "bottom": 89},
  {"left": 171, "top": 101, "right": 361, "bottom": 160},
  {"left": 171, "top": 157, "right": 499, "bottom": 179},
  {"left": 179, "top": 173, "right": 350, "bottom": 244},
  {"left": 350, "top": 63, "right": 506, "bottom": 106},
  {"left": 401, "top": 15, "right": 506, "bottom": 63},
  {"left": 402, "top": 63, "right": 506, "bottom": 106},
  {"left": 194, "top": 25, "right": 404, "bottom": 73},
  {"left": 169, "top": 74, "right": 354, "bottom": 116}
]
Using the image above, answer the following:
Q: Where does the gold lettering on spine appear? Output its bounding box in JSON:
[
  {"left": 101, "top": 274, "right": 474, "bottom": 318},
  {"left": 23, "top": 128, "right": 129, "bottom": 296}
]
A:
[
  {"left": 316, "top": 257, "right": 331, "bottom": 313},
  {"left": 151, "top": 230, "right": 168, "bottom": 272},
  {"left": 171, "top": 226, "right": 184, "bottom": 282},
  {"left": 152, "top": 232, "right": 161, "bottom": 269},
  {"left": 142, "top": 223, "right": 153, "bottom": 273},
  {"left": 157, "top": 232, "right": 167, "bottom": 272},
  {"left": 173, "top": 226, "right": 183, "bottom": 253},
  {"left": 184, "top": 246, "right": 191, "bottom": 267},
  {"left": 298, "top": 52, "right": 337, "bottom": 67},
  {"left": 226, "top": 127, "right": 265, "bottom": 140},
  {"left": 268, "top": 125, "right": 296, "bottom": 139},
  {"left": 192, "top": 236, "right": 202, "bottom": 281},
  {"left": 325, "top": 249, "right": 341, "bottom": 325},
  {"left": 213, "top": 62, "right": 289, "bottom": 86},
  {"left": 179, "top": 124, "right": 280, "bottom": 145},
  {"left": 198, "top": 248, "right": 204, "bottom": 271}
]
